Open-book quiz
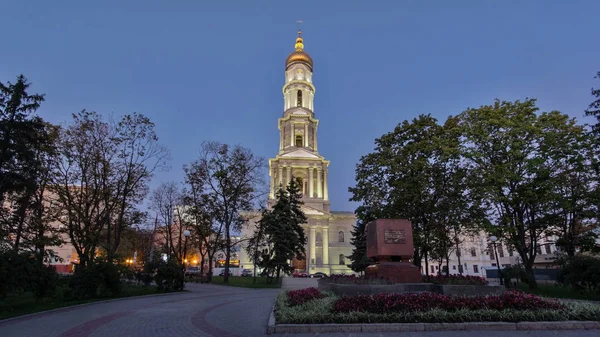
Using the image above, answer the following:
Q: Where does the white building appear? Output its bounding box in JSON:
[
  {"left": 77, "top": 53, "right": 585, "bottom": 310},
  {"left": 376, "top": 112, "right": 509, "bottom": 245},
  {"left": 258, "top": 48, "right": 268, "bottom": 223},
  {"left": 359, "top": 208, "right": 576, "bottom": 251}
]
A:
[
  {"left": 420, "top": 231, "right": 561, "bottom": 277},
  {"left": 238, "top": 30, "right": 356, "bottom": 275}
]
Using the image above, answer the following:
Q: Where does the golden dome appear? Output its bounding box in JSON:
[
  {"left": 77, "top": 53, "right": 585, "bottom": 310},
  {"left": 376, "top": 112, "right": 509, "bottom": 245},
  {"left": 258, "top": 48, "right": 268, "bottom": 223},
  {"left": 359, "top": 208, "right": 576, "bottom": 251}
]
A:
[{"left": 285, "top": 30, "right": 313, "bottom": 71}]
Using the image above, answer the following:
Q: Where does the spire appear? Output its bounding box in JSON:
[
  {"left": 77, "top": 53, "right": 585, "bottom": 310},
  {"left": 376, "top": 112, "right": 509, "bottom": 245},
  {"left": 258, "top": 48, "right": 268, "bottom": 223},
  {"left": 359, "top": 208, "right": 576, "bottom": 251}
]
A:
[{"left": 295, "top": 30, "right": 304, "bottom": 51}]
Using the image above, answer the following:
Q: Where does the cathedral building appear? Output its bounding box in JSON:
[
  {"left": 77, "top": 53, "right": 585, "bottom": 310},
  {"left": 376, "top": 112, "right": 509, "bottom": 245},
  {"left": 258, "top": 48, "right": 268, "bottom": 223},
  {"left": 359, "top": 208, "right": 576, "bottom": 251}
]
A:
[{"left": 239, "top": 30, "right": 357, "bottom": 275}]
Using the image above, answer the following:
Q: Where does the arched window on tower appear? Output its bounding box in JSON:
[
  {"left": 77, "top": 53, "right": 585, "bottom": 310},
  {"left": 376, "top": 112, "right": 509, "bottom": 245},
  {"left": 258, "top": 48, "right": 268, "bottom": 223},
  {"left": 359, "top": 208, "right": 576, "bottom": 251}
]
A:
[
  {"left": 338, "top": 231, "right": 345, "bottom": 243},
  {"left": 339, "top": 254, "right": 345, "bottom": 265},
  {"left": 295, "top": 135, "right": 303, "bottom": 147},
  {"left": 297, "top": 90, "right": 303, "bottom": 107}
]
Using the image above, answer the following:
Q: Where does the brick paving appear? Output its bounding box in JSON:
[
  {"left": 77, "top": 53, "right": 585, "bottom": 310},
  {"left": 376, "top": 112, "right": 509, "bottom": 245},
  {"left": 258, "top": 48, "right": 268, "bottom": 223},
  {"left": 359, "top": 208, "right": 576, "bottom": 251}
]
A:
[{"left": 0, "top": 280, "right": 597, "bottom": 337}]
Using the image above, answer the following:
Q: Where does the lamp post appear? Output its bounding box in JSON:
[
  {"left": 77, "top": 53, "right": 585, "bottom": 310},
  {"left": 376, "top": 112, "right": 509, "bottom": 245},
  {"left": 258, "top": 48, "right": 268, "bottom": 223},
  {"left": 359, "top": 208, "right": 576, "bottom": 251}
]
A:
[
  {"left": 183, "top": 230, "right": 191, "bottom": 265},
  {"left": 489, "top": 235, "right": 503, "bottom": 285}
]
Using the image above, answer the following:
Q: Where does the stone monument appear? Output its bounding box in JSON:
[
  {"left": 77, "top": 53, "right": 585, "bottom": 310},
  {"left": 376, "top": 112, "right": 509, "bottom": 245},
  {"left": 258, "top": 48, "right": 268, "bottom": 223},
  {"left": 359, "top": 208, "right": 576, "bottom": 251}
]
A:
[{"left": 364, "top": 219, "right": 423, "bottom": 283}]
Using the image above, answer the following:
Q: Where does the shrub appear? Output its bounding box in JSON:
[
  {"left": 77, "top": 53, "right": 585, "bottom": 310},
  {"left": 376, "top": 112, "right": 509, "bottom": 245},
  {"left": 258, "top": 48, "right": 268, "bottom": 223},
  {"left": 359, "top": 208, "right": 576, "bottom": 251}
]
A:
[
  {"left": 333, "top": 291, "right": 565, "bottom": 314},
  {"left": 70, "top": 261, "right": 123, "bottom": 299},
  {"left": 0, "top": 251, "right": 33, "bottom": 297},
  {"left": 29, "top": 264, "right": 59, "bottom": 299},
  {"left": 70, "top": 266, "right": 101, "bottom": 299},
  {"left": 0, "top": 250, "right": 60, "bottom": 299},
  {"left": 501, "top": 264, "right": 528, "bottom": 288},
  {"left": 93, "top": 261, "right": 122, "bottom": 296},
  {"left": 148, "top": 259, "right": 184, "bottom": 292},
  {"left": 287, "top": 287, "right": 326, "bottom": 306},
  {"left": 557, "top": 255, "right": 600, "bottom": 293},
  {"left": 423, "top": 274, "right": 488, "bottom": 285}
]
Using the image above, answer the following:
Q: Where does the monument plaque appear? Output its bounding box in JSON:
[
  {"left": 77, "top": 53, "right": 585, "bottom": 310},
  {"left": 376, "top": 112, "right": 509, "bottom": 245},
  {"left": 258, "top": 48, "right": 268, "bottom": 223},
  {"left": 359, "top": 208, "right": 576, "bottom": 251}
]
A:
[
  {"left": 365, "top": 219, "right": 422, "bottom": 283},
  {"left": 384, "top": 229, "right": 406, "bottom": 244}
]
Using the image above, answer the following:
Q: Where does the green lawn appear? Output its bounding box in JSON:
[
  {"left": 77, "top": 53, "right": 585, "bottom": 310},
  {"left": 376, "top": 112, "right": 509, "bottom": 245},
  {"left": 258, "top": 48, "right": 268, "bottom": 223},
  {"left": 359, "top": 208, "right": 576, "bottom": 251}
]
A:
[
  {"left": 0, "top": 284, "right": 162, "bottom": 320},
  {"left": 208, "top": 276, "right": 281, "bottom": 288},
  {"left": 517, "top": 283, "right": 600, "bottom": 301}
]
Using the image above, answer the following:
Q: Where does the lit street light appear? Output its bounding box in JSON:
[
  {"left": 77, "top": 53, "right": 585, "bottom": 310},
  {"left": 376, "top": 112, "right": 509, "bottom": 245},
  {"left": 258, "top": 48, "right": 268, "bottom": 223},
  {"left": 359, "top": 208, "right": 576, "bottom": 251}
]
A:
[
  {"left": 489, "top": 235, "right": 504, "bottom": 285},
  {"left": 183, "top": 230, "right": 191, "bottom": 268}
]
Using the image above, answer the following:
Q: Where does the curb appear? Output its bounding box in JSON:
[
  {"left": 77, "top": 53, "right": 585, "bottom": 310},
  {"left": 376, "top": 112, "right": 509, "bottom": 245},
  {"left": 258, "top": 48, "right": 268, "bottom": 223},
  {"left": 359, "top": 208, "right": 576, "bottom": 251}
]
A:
[
  {"left": 0, "top": 290, "right": 189, "bottom": 325},
  {"left": 266, "top": 320, "right": 600, "bottom": 334}
]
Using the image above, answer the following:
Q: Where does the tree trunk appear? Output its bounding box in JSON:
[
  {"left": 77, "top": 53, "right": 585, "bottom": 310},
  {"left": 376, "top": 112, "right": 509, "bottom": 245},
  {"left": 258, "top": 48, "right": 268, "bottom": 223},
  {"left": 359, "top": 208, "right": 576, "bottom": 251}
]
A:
[
  {"left": 424, "top": 251, "right": 430, "bottom": 276},
  {"left": 206, "top": 252, "right": 214, "bottom": 283},
  {"left": 12, "top": 197, "right": 29, "bottom": 253},
  {"left": 456, "top": 242, "right": 463, "bottom": 275},
  {"left": 224, "top": 230, "right": 231, "bottom": 283}
]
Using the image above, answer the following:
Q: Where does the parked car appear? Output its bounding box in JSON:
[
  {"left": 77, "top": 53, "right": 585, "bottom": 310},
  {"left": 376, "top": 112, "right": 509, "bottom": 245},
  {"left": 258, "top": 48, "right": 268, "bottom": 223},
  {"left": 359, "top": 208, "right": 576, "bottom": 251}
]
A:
[
  {"left": 310, "top": 272, "right": 328, "bottom": 278},
  {"left": 185, "top": 267, "right": 200, "bottom": 277},
  {"left": 293, "top": 271, "right": 308, "bottom": 278},
  {"left": 241, "top": 269, "right": 253, "bottom": 277},
  {"left": 218, "top": 270, "right": 231, "bottom": 277}
]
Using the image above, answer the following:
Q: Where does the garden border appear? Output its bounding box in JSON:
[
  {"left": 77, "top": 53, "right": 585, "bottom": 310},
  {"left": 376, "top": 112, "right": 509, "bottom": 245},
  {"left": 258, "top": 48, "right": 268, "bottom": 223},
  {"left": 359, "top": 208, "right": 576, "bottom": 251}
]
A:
[{"left": 266, "top": 311, "right": 600, "bottom": 334}]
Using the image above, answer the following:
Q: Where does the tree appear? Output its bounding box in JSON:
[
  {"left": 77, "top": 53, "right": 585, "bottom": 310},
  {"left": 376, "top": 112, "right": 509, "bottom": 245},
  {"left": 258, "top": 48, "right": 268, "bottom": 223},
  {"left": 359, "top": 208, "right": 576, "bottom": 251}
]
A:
[
  {"left": 149, "top": 181, "right": 184, "bottom": 261},
  {"left": 459, "top": 98, "right": 583, "bottom": 289},
  {"left": 347, "top": 206, "right": 375, "bottom": 274},
  {"left": 103, "top": 113, "right": 169, "bottom": 263},
  {"left": 350, "top": 115, "right": 455, "bottom": 273},
  {"left": 51, "top": 110, "right": 114, "bottom": 268},
  {"left": 182, "top": 162, "right": 220, "bottom": 282},
  {"left": 0, "top": 75, "right": 46, "bottom": 203},
  {"left": 584, "top": 71, "right": 600, "bottom": 137},
  {"left": 186, "top": 141, "right": 265, "bottom": 283},
  {"left": 245, "top": 207, "right": 269, "bottom": 282},
  {"left": 251, "top": 178, "right": 307, "bottom": 283},
  {"left": 541, "top": 113, "right": 599, "bottom": 257},
  {"left": 0, "top": 75, "right": 60, "bottom": 258},
  {"left": 52, "top": 110, "right": 166, "bottom": 267}
]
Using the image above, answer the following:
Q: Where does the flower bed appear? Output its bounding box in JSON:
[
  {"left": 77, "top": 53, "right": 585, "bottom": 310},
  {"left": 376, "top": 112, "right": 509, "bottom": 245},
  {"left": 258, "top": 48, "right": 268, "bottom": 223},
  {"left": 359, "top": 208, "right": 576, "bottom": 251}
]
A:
[
  {"left": 286, "top": 287, "right": 326, "bottom": 306},
  {"left": 424, "top": 275, "right": 488, "bottom": 285},
  {"left": 274, "top": 288, "right": 600, "bottom": 324},
  {"left": 333, "top": 291, "right": 563, "bottom": 313}
]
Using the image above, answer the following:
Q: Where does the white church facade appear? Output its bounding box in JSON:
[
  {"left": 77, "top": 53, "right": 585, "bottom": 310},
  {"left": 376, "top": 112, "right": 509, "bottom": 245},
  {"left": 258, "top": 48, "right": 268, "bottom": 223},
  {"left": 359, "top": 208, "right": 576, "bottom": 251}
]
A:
[{"left": 238, "top": 30, "right": 356, "bottom": 275}]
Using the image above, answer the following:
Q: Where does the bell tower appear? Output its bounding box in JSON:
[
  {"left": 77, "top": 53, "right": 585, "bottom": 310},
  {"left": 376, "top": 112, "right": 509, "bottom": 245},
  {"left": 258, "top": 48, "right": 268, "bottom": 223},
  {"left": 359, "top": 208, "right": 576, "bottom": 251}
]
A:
[{"left": 268, "top": 30, "right": 330, "bottom": 212}]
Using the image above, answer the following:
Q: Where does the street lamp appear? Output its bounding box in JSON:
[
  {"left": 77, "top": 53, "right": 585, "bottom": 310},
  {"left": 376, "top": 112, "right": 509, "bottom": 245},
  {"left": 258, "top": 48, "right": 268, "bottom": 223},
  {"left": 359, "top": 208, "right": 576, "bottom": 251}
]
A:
[
  {"left": 183, "top": 230, "right": 191, "bottom": 265},
  {"left": 489, "top": 235, "right": 504, "bottom": 285}
]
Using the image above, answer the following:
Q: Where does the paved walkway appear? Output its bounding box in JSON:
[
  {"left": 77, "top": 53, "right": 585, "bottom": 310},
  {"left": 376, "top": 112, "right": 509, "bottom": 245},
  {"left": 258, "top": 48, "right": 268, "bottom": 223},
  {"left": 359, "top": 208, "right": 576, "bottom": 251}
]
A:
[
  {"left": 281, "top": 277, "right": 318, "bottom": 290},
  {"left": 0, "top": 281, "right": 597, "bottom": 337}
]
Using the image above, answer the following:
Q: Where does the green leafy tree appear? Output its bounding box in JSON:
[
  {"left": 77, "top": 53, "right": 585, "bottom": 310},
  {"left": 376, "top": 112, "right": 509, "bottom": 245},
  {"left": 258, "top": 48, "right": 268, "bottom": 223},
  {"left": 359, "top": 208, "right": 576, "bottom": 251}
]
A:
[
  {"left": 458, "top": 98, "right": 586, "bottom": 289},
  {"left": 540, "top": 113, "right": 599, "bottom": 257},
  {"left": 584, "top": 71, "right": 600, "bottom": 137},
  {"left": 349, "top": 114, "right": 475, "bottom": 275}
]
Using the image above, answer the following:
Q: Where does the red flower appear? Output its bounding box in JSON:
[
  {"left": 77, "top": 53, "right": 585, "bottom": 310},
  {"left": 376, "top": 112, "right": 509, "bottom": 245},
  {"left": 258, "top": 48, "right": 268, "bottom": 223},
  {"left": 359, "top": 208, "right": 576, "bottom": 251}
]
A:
[
  {"left": 287, "top": 287, "right": 326, "bottom": 306},
  {"left": 332, "top": 291, "right": 565, "bottom": 313}
]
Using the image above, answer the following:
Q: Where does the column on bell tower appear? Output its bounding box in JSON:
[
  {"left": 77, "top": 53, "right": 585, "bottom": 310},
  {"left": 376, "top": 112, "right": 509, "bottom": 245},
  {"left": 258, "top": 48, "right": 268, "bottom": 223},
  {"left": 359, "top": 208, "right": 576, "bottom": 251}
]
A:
[
  {"left": 323, "top": 168, "right": 329, "bottom": 201},
  {"left": 317, "top": 167, "right": 322, "bottom": 198},
  {"left": 308, "top": 166, "right": 314, "bottom": 197}
]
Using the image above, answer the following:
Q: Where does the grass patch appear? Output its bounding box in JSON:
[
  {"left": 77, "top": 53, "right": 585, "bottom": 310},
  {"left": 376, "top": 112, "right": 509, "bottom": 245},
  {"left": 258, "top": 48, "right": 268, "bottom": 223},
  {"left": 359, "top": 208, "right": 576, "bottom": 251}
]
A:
[
  {"left": 209, "top": 276, "right": 281, "bottom": 288},
  {"left": 516, "top": 283, "right": 600, "bottom": 301},
  {"left": 0, "top": 284, "right": 164, "bottom": 320},
  {"left": 274, "top": 291, "right": 600, "bottom": 324}
]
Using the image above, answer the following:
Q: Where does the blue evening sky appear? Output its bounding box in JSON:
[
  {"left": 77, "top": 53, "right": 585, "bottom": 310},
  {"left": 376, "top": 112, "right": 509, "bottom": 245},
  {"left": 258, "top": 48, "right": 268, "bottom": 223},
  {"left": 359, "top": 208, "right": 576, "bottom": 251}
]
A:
[{"left": 1, "top": 1, "right": 599, "bottom": 213}]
